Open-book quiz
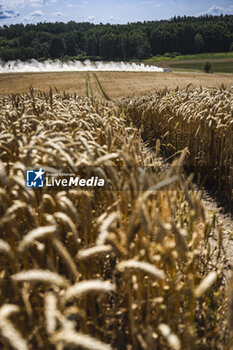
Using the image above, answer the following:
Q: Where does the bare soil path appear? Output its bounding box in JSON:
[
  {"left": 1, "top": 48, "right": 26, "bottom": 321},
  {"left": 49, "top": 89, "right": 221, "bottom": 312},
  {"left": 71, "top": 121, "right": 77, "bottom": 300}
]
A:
[{"left": 200, "top": 190, "right": 233, "bottom": 281}]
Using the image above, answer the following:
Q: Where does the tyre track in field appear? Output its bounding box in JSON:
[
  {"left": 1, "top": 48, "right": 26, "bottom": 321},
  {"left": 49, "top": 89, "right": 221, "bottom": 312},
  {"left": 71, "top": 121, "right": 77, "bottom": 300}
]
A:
[
  {"left": 93, "top": 73, "right": 110, "bottom": 101},
  {"left": 86, "top": 73, "right": 93, "bottom": 98},
  {"left": 86, "top": 73, "right": 110, "bottom": 101},
  {"left": 199, "top": 188, "right": 233, "bottom": 281}
]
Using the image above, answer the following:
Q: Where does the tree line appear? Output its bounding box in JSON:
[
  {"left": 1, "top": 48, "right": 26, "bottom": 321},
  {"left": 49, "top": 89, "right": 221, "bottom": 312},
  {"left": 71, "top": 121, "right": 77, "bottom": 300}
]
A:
[{"left": 0, "top": 14, "right": 233, "bottom": 62}]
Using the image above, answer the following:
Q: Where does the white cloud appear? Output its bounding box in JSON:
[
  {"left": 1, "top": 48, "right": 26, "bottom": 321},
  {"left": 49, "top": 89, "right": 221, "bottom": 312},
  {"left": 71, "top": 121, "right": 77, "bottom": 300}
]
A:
[
  {"left": 141, "top": 1, "right": 161, "bottom": 7},
  {"left": 88, "top": 15, "right": 95, "bottom": 21},
  {"left": 199, "top": 5, "right": 233, "bottom": 16},
  {"left": 0, "top": 8, "right": 19, "bottom": 19},
  {"left": 0, "top": 0, "right": 25, "bottom": 9},
  {"left": 109, "top": 15, "right": 120, "bottom": 21},
  {"left": 67, "top": 1, "right": 86, "bottom": 8},
  {"left": 30, "top": 0, "right": 44, "bottom": 7},
  {"left": 141, "top": 1, "right": 156, "bottom": 4},
  {"left": 23, "top": 9, "right": 43, "bottom": 20},
  {"left": 67, "top": 3, "right": 78, "bottom": 7},
  {"left": 204, "top": 5, "right": 224, "bottom": 15},
  {"left": 0, "top": 0, "right": 58, "bottom": 9},
  {"left": 53, "top": 11, "right": 65, "bottom": 16},
  {"left": 228, "top": 5, "right": 233, "bottom": 13},
  {"left": 30, "top": 9, "right": 43, "bottom": 16},
  {"left": 81, "top": 1, "right": 88, "bottom": 8}
]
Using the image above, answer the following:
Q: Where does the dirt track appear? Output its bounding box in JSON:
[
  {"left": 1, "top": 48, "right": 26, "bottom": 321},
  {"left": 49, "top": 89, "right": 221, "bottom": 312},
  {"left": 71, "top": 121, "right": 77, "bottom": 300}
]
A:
[{"left": 0, "top": 71, "right": 232, "bottom": 100}]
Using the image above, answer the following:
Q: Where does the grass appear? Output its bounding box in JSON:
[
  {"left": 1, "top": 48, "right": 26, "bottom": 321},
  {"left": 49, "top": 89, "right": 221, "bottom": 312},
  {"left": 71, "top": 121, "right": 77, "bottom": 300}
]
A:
[
  {"left": 170, "top": 61, "right": 233, "bottom": 73},
  {"left": 86, "top": 72, "right": 93, "bottom": 98},
  {"left": 145, "top": 51, "right": 233, "bottom": 62}
]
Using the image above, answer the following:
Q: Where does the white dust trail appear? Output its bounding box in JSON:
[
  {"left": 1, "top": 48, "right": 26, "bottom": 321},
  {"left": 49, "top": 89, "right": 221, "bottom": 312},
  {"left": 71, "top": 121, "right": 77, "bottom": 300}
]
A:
[{"left": 0, "top": 59, "right": 164, "bottom": 73}]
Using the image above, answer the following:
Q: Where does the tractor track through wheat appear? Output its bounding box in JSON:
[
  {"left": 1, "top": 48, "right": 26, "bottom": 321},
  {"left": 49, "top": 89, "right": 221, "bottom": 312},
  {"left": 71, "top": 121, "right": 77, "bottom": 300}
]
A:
[{"left": 85, "top": 72, "right": 110, "bottom": 100}]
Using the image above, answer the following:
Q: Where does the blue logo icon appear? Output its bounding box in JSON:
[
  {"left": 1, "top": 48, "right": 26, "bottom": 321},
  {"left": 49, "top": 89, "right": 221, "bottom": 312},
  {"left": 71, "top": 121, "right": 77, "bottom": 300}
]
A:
[{"left": 26, "top": 169, "right": 45, "bottom": 188}]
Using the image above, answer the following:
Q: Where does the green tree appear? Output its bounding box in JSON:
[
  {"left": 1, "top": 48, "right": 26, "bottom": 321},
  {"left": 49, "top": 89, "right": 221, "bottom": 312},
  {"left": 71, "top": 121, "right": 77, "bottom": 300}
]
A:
[
  {"left": 131, "top": 31, "right": 151, "bottom": 59},
  {"left": 49, "top": 37, "right": 65, "bottom": 58},
  {"left": 204, "top": 61, "right": 211, "bottom": 73},
  {"left": 85, "top": 32, "right": 98, "bottom": 56},
  {"left": 99, "top": 33, "right": 117, "bottom": 59},
  {"left": 194, "top": 33, "right": 205, "bottom": 53},
  {"left": 64, "top": 32, "right": 77, "bottom": 56},
  {"left": 20, "top": 31, "right": 34, "bottom": 47},
  {"left": 120, "top": 32, "right": 131, "bottom": 59},
  {"left": 0, "top": 15, "right": 233, "bottom": 61}
]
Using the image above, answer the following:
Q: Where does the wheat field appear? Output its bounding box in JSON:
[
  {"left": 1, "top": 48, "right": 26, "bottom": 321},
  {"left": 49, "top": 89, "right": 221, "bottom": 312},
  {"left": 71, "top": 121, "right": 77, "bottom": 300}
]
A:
[
  {"left": 0, "top": 85, "right": 232, "bottom": 349},
  {"left": 1, "top": 71, "right": 233, "bottom": 99},
  {"left": 124, "top": 85, "right": 233, "bottom": 206}
]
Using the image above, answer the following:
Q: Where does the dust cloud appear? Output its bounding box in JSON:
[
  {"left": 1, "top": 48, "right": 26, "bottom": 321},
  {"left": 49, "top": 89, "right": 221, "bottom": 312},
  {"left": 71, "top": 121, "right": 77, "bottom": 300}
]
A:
[{"left": 0, "top": 59, "right": 164, "bottom": 73}]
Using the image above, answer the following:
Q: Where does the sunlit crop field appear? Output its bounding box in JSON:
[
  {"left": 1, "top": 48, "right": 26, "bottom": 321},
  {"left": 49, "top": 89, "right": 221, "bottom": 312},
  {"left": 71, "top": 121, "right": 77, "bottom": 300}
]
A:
[
  {"left": 124, "top": 85, "right": 233, "bottom": 206},
  {"left": 0, "top": 83, "right": 232, "bottom": 349},
  {"left": 1, "top": 70, "right": 233, "bottom": 99}
]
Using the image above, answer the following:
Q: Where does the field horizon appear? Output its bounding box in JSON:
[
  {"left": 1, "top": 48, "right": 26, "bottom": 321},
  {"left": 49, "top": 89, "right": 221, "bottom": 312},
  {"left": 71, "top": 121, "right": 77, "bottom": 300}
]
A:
[{"left": 1, "top": 70, "right": 233, "bottom": 99}]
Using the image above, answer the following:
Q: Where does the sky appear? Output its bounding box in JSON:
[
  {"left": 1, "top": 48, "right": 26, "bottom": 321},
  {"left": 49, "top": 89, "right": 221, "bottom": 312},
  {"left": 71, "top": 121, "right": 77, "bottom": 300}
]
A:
[{"left": 0, "top": 0, "right": 233, "bottom": 26}]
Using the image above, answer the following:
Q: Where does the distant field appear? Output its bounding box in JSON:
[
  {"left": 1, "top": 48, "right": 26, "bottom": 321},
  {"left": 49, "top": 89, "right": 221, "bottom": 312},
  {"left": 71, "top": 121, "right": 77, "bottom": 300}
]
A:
[
  {"left": 170, "top": 61, "right": 233, "bottom": 73},
  {"left": 145, "top": 52, "right": 233, "bottom": 62},
  {"left": 1, "top": 71, "right": 233, "bottom": 99}
]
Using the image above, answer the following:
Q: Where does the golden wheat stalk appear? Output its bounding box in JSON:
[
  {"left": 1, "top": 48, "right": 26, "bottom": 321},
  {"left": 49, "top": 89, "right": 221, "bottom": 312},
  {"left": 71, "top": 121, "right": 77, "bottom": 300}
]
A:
[
  {"left": 0, "top": 304, "right": 28, "bottom": 350},
  {"left": 11, "top": 270, "right": 70, "bottom": 287},
  {"left": 52, "top": 238, "right": 79, "bottom": 280},
  {"left": 117, "top": 260, "right": 165, "bottom": 279},
  {"left": 64, "top": 279, "right": 116, "bottom": 302},
  {"left": 54, "top": 212, "right": 78, "bottom": 242},
  {"left": 158, "top": 323, "right": 181, "bottom": 350},
  {"left": 194, "top": 271, "right": 218, "bottom": 298},
  {"left": 17, "top": 225, "right": 57, "bottom": 252},
  {"left": 51, "top": 329, "right": 112, "bottom": 350},
  {"left": 0, "top": 239, "right": 13, "bottom": 257},
  {"left": 76, "top": 245, "right": 112, "bottom": 260},
  {"left": 45, "top": 293, "right": 57, "bottom": 335},
  {"left": 96, "top": 212, "right": 120, "bottom": 246}
]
